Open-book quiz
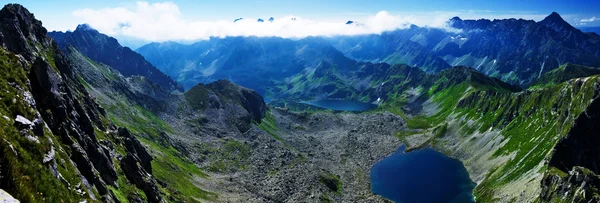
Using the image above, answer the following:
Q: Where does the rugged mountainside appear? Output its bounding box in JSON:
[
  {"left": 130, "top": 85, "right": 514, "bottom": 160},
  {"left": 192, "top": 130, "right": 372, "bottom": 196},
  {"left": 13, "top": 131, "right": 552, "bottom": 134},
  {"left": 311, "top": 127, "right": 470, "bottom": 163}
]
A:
[
  {"left": 60, "top": 33, "right": 269, "bottom": 202},
  {"left": 0, "top": 4, "right": 163, "bottom": 202},
  {"left": 327, "top": 25, "right": 452, "bottom": 73},
  {"left": 48, "top": 25, "right": 182, "bottom": 92},
  {"left": 327, "top": 12, "right": 600, "bottom": 86}
]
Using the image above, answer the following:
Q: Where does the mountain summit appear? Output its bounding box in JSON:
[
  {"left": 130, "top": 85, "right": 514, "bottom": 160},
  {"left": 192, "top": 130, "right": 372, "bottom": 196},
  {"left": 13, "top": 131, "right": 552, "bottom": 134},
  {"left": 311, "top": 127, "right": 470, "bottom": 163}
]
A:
[{"left": 539, "top": 11, "right": 576, "bottom": 33}]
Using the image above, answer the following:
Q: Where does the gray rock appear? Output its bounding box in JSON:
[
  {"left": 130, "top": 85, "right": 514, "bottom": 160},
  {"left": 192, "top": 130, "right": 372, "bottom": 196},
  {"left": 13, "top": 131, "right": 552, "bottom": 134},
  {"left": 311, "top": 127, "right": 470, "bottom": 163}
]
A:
[
  {"left": 14, "top": 115, "right": 33, "bottom": 129},
  {"left": 42, "top": 146, "right": 55, "bottom": 163},
  {"left": 0, "top": 189, "right": 19, "bottom": 203}
]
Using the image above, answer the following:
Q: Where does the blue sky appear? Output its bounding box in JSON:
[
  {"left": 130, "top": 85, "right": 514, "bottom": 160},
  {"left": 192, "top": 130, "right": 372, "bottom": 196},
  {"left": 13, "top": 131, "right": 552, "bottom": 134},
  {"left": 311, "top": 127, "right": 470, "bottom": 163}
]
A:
[
  {"left": 13, "top": 0, "right": 600, "bottom": 22},
  {"left": 7, "top": 0, "right": 600, "bottom": 46}
]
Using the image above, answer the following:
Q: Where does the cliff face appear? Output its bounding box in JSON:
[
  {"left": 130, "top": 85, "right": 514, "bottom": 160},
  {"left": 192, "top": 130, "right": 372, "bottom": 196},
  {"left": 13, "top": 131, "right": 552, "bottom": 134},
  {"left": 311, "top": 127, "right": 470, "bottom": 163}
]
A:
[
  {"left": 541, "top": 93, "right": 600, "bottom": 202},
  {"left": 0, "top": 4, "right": 162, "bottom": 202}
]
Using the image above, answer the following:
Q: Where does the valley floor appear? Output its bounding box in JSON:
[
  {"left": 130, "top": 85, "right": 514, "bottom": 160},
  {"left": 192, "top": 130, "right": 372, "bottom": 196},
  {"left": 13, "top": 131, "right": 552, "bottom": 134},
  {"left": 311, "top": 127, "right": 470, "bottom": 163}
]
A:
[{"left": 161, "top": 109, "right": 406, "bottom": 202}]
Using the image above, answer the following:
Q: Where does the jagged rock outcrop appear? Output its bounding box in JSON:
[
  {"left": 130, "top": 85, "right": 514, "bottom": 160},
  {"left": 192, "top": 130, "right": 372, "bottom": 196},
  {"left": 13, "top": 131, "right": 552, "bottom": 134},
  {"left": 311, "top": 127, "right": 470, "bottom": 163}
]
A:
[
  {"left": 119, "top": 128, "right": 153, "bottom": 174},
  {"left": 542, "top": 93, "right": 600, "bottom": 202},
  {"left": 120, "top": 154, "right": 163, "bottom": 203},
  {"left": 549, "top": 96, "right": 600, "bottom": 173},
  {"left": 541, "top": 167, "right": 600, "bottom": 202}
]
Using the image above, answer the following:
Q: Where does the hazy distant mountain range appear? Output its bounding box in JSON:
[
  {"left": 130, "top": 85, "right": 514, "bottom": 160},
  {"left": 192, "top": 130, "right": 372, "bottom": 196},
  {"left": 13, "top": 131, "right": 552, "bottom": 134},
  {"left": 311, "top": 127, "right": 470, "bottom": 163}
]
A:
[{"left": 136, "top": 12, "right": 600, "bottom": 94}]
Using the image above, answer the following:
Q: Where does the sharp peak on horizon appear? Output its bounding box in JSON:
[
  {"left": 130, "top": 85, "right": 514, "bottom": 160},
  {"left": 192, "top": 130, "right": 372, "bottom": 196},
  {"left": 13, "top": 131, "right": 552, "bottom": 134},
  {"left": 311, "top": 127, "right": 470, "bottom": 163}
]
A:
[
  {"left": 539, "top": 11, "right": 574, "bottom": 28},
  {"left": 75, "top": 23, "right": 98, "bottom": 32},
  {"left": 543, "top": 11, "right": 566, "bottom": 20}
]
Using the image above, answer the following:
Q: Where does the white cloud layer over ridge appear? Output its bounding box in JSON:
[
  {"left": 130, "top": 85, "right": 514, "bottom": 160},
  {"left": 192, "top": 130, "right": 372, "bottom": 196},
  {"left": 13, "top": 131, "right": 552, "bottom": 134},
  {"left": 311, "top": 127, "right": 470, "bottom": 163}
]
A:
[
  {"left": 72, "top": 1, "right": 418, "bottom": 41},
  {"left": 71, "top": 1, "right": 547, "bottom": 42}
]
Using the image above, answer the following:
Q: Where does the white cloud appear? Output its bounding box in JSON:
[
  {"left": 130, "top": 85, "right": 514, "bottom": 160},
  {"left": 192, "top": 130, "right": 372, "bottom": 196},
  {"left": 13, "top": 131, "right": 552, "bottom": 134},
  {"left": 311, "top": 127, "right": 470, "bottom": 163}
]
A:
[
  {"left": 581, "top": 16, "right": 598, "bottom": 23},
  {"left": 70, "top": 1, "right": 548, "bottom": 42}
]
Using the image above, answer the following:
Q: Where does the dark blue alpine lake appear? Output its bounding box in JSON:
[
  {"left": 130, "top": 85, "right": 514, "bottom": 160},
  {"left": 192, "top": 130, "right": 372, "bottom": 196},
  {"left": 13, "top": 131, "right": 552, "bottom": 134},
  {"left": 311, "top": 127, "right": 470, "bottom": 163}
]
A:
[
  {"left": 299, "top": 100, "right": 377, "bottom": 111},
  {"left": 370, "top": 146, "right": 476, "bottom": 203}
]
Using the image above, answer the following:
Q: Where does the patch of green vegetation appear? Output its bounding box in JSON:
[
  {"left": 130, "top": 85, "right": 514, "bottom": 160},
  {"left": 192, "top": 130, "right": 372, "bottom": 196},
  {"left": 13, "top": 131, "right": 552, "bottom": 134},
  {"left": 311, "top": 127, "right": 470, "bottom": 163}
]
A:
[
  {"left": 294, "top": 124, "right": 307, "bottom": 130},
  {"left": 318, "top": 172, "right": 342, "bottom": 195},
  {"left": 111, "top": 161, "right": 148, "bottom": 203},
  {"left": 44, "top": 49, "right": 58, "bottom": 73},
  {"left": 433, "top": 123, "right": 448, "bottom": 138},
  {"left": 547, "top": 167, "right": 568, "bottom": 178},
  {"left": 71, "top": 47, "right": 117, "bottom": 81},
  {"left": 78, "top": 76, "right": 92, "bottom": 89},
  {"left": 257, "top": 111, "right": 283, "bottom": 141},
  {"left": 33, "top": 42, "right": 59, "bottom": 73},
  {"left": 184, "top": 85, "right": 211, "bottom": 109},
  {"left": 406, "top": 116, "right": 431, "bottom": 129},
  {"left": 139, "top": 137, "right": 216, "bottom": 201},
  {"left": 105, "top": 101, "right": 172, "bottom": 145},
  {"left": 321, "top": 193, "right": 334, "bottom": 203},
  {"left": 394, "top": 130, "right": 420, "bottom": 147},
  {"left": 205, "top": 139, "right": 252, "bottom": 173},
  {"left": 107, "top": 185, "right": 127, "bottom": 203},
  {"left": 533, "top": 63, "right": 600, "bottom": 89},
  {"left": 184, "top": 116, "right": 209, "bottom": 128}
]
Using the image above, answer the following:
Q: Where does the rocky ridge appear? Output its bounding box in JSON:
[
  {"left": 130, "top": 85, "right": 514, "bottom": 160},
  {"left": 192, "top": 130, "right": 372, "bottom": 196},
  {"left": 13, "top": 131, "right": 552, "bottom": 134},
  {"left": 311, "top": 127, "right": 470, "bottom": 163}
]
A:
[{"left": 0, "top": 4, "right": 163, "bottom": 202}]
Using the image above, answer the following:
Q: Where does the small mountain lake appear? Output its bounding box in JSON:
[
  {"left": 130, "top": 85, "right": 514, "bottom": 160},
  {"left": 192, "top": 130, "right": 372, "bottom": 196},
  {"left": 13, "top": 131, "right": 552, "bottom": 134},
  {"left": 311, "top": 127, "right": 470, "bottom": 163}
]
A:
[
  {"left": 370, "top": 145, "right": 476, "bottom": 203},
  {"left": 299, "top": 100, "right": 377, "bottom": 111}
]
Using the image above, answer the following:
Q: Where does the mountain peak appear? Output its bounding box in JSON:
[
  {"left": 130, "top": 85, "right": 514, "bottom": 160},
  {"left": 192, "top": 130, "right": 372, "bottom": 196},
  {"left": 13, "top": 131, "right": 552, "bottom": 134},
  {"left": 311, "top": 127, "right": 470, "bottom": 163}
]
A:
[
  {"left": 76, "top": 23, "right": 97, "bottom": 32},
  {"left": 0, "top": 3, "right": 49, "bottom": 58},
  {"left": 542, "top": 12, "right": 566, "bottom": 24},
  {"left": 548, "top": 12, "right": 561, "bottom": 19},
  {"left": 539, "top": 11, "right": 575, "bottom": 32}
]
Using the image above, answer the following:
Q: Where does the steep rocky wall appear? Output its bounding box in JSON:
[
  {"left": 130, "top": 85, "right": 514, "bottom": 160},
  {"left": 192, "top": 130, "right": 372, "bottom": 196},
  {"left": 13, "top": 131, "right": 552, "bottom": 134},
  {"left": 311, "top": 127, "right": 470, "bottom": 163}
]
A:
[{"left": 541, "top": 94, "right": 600, "bottom": 202}]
